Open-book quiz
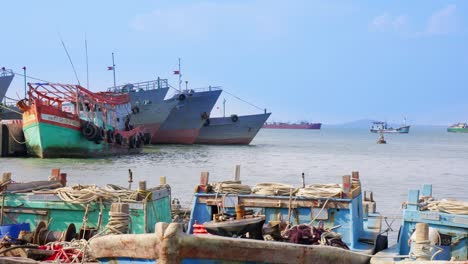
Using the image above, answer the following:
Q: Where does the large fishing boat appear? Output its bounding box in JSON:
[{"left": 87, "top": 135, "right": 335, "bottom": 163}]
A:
[
  {"left": 196, "top": 112, "right": 271, "bottom": 144},
  {"left": 152, "top": 88, "right": 222, "bottom": 144},
  {"left": 108, "top": 79, "right": 178, "bottom": 143},
  {"left": 447, "top": 123, "right": 468, "bottom": 133},
  {"left": 263, "top": 121, "right": 322, "bottom": 129},
  {"left": 18, "top": 82, "right": 145, "bottom": 158},
  {"left": 0, "top": 68, "right": 14, "bottom": 103},
  {"left": 370, "top": 121, "right": 410, "bottom": 134}
]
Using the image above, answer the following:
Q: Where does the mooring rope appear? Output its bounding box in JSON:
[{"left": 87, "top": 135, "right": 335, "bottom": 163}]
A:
[
  {"left": 55, "top": 185, "right": 140, "bottom": 204},
  {"left": 251, "top": 183, "right": 296, "bottom": 196},
  {"left": 426, "top": 199, "right": 468, "bottom": 215},
  {"left": 212, "top": 181, "right": 251, "bottom": 194},
  {"left": 296, "top": 184, "right": 342, "bottom": 198}
]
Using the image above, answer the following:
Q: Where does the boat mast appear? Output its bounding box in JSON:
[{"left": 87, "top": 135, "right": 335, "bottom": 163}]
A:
[
  {"left": 112, "top": 53, "right": 116, "bottom": 90},
  {"left": 85, "top": 35, "right": 89, "bottom": 89},
  {"left": 22, "top": 66, "right": 27, "bottom": 99},
  {"left": 223, "top": 98, "right": 226, "bottom": 117},
  {"left": 178, "top": 58, "right": 182, "bottom": 91}
]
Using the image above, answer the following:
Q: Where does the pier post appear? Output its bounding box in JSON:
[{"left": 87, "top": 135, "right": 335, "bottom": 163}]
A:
[
  {"left": 235, "top": 165, "right": 241, "bottom": 181},
  {"left": 414, "top": 223, "right": 431, "bottom": 260},
  {"left": 341, "top": 175, "right": 351, "bottom": 198},
  {"left": 160, "top": 176, "right": 166, "bottom": 185}
]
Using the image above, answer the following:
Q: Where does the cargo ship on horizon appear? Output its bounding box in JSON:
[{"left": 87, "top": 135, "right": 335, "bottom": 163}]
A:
[{"left": 263, "top": 121, "right": 321, "bottom": 130}]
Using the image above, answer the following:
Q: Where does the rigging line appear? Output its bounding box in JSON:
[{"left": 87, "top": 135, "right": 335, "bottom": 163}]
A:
[
  {"left": 59, "top": 33, "right": 81, "bottom": 85},
  {"left": 221, "top": 88, "right": 264, "bottom": 111},
  {"left": 12, "top": 72, "right": 51, "bottom": 83},
  {"left": 0, "top": 104, "right": 22, "bottom": 115}
]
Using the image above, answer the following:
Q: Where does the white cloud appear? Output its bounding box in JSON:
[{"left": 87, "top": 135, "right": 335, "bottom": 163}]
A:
[
  {"left": 369, "top": 13, "right": 408, "bottom": 33},
  {"left": 128, "top": 1, "right": 292, "bottom": 41},
  {"left": 425, "top": 4, "right": 457, "bottom": 35}
]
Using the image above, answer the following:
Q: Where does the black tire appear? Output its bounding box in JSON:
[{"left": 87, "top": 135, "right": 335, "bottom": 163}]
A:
[
  {"left": 231, "top": 114, "right": 239, "bottom": 122},
  {"left": 203, "top": 118, "right": 210, "bottom": 127},
  {"left": 129, "top": 136, "right": 136, "bottom": 149},
  {"left": 135, "top": 135, "right": 142, "bottom": 148},
  {"left": 107, "top": 129, "right": 115, "bottom": 143},
  {"left": 178, "top": 94, "right": 186, "bottom": 101},
  {"left": 82, "top": 122, "right": 97, "bottom": 141},
  {"left": 115, "top": 133, "right": 123, "bottom": 145},
  {"left": 201, "top": 112, "right": 209, "bottom": 120},
  {"left": 143, "top": 133, "right": 151, "bottom": 145}
]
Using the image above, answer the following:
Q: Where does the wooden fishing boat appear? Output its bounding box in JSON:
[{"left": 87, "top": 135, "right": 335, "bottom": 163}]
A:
[
  {"left": 0, "top": 169, "right": 172, "bottom": 235},
  {"left": 18, "top": 82, "right": 145, "bottom": 158},
  {"left": 89, "top": 170, "right": 387, "bottom": 263},
  {"left": 370, "top": 185, "right": 467, "bottom": 263}
]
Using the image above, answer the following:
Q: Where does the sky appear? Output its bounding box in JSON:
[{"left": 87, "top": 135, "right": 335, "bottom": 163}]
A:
[{"left": 2, "top": 1, "right": 468, "bottom": 125}]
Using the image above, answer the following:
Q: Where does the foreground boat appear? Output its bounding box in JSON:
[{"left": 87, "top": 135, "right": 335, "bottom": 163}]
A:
[
  {"left": 90, "top": 222, "right": 371, "bottom": 264},
  {"left": 447, "top": 123, "right": 468, "bottom": 133},
  {"left": 0, "top": 169, "right": 172, "bottom": 262},
  {"left": 371, "top": 185, "right": 467, "bottom": 263},
  {"left": 152, "top": 88, "right": 222, "bottom": 144},
  {"left": 18, "top": 83, "right": 144, "bottom": 158},
  {"left": 263, "top": 121, "right": 321, "bottom": 129},
  {"left": 370, "top": 121, "right": 410, "bottom": 134},
  {"left": 195, "top": 112, "right": 271, "bottom": 144},
  {"left": 89, "top": 170, "right": 386, "bottom": 263}
]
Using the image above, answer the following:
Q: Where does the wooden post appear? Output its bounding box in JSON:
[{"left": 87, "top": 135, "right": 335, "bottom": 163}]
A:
[
  {"left": 200, "top": 172, "right": 209, "bottom": 185},
  {"left": 50, "top": 168, "right": 60, "bottom": 180},
  {"left": 59, "top": 173, "right": 67, "bottom": 187},
  {"left": 422, "top": 184, "right": 432, "bottom": 197},
  {"left": 301, "top": 173, "right": 305, "bottom": 188},
  {"left": 2, "top": 172, "right": 11, "bottom": 183},
  {"left": 342, "top": 175, "right": 351, "bottom": 198},
  {"left": 234, "top": 165, "right": 241, "bottom": 181},
  {"left": 139, "top": 181, "right": 147, "bottom": 190},
  {"left": 159, "top": 176, "right": 166, "bottom": 185},
  {"left": 414, "top": 223, "right": 430, "bottom": 260},
  {"left": 109, "top": 203, "right": 130, "bottom": 234}
]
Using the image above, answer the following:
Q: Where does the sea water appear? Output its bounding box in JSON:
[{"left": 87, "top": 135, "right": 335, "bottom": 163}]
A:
[{"left": 1, "top": 126, "right": 467, "bottom": 238}]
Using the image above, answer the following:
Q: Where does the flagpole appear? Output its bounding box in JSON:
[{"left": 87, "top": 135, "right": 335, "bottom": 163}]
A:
[
  {"left": 112, "top": 52, "right": 116, "bottom": 90},
  {"left": 23, "top": 67, "right": 27, "bottom": 99},
  {"left": 85, "top": 35, "right": 89, "bottom": 89},
  {"left": 223, "top": 98, "right": 226, "bottom": 117},
  {"left": 178, "top": 58, "right": 182, "bottom": 91}
]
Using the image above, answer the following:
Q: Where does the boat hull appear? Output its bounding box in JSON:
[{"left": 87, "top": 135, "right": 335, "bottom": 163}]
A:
[
  {"left": 370, "top": 126, "right": 410, "bottom": 134},
  {"left": 23, "top": 104, "right": 142, "bottom": 158},
  {"left": 152, "top": 90, "right": 222, "bottom": 144},
  {"left": 132, "top": 99, "right": 179, "bottom": 142},
  {"left": 447, "top": 127, "right": 468, "bottom": 133},
  {"left": 196, "top": 113, "right": 271, "bottom": 145},
  {"left": 91, "top": 223, "right": 371, "bottom": 264}
]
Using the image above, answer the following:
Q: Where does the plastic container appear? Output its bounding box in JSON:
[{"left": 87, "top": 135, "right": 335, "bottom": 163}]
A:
[{"left": 0, "top": 223, "right": 31, "bottom": 239}]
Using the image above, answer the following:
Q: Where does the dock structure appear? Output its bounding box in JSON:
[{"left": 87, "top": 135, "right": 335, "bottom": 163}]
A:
[{"left": 0, "top": 120, "right": 26, "bottom": 157}]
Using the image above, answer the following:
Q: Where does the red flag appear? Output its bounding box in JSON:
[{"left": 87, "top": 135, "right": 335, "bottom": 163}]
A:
[
  {"left": 107, "top": 66, "right": 114, "bottom": 70},
  {"left": 173, "top": 70, "right": 180, "bottom": 75}
]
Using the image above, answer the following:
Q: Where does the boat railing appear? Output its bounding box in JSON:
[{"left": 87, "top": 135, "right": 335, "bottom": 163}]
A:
[
  {"left": 107, "top": 78, "right": 169, "bottom": 93},
  {"left": 0, "top": 68, "right": 14, "bottom": 77}
]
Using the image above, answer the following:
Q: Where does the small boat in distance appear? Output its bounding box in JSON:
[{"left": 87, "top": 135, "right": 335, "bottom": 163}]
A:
[
  {"left": 447, "top": 122, "right": 468, "bottom": 133},
  {"left": 370, "top": 121, "right": 410, "bottom": 134},
  {"left": 263, "top": 121, "right": 321, "bottom": 129}
]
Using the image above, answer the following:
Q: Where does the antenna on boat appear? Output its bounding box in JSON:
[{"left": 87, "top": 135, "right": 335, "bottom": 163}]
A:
[
  {"left": 59, "top": 33, "right": 81, "bottom": 85},
  {"left": 178, "top": 58, "right": 182, "bottom": 91},
  {"left": 223, "top": 98, "right": 226, "bottom": 117},
  {"left": 85, "top": 34, "right": 89, "bottom": 89}
]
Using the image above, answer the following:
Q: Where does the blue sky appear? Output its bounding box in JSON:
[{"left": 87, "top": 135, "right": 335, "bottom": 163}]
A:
[{"left": 2, "top": 1, "right": 467, "bottom": 125}]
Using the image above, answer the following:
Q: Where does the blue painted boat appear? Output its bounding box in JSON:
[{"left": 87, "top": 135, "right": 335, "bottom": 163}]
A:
[
  {"left": 90, "top": 172, "right": 386, "bottom": 263},
  {"left": 371, "top": 185, "right": 467, "bottom": 263}
]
